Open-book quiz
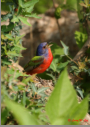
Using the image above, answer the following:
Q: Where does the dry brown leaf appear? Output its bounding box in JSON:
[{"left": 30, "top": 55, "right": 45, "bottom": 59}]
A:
[
  {"left": 16, "top": 82, "right": 26, "bottom": 86},
  {"left": 76, "top": 75, "right": 83, "bottom": 82},
  {"left": 78, "top": 62, "right": 86, "bottom": 70},
  {"left": 85, "top": 57, "right": 88, "bottom": 62},
  {"left": 9, "top": 85, "right": 13, "bottom": 90},
  {"left": 9, "top": 60, "right": 24, "bottom": 72},
  {"left": 30, "top": 74, "right": 37, "bottom": 82},
  {"left": 79, "top": 2, "right": 87, "bottom": 8}
]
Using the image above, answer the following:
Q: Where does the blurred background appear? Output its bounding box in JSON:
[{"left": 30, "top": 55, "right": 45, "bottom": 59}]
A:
[{"left": 1, "top": 0, "right": 79, "bottom": 67}]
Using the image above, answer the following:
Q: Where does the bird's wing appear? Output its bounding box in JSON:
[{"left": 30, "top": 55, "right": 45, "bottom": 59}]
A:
[{"left": 24, "top": 56, "right": 44, "bottom": 72}]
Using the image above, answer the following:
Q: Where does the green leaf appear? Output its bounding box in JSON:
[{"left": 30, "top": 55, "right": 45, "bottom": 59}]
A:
[
  {"left": 11, "top": 15, "right": 19, "bottom": 22},
  {"left": 7, "top": 51, "right": 22, "bottom": 57},
  {"left": 31, "top": 83, "right": 37, "bottom": 93},
  {"left": 21, "top": 92, "right": 26, "bottom": 107},
  {"left": 37, "top": 87, "right": 49, "bottom": 94},
  {"left": 24, "top": 0, "right": 39, "bottom": 8},
  {"left": 5, "top": 34, "right": 13, "bottom": 40},
  {"left": 1, "top": 13, "right": 12, "bottom": 22},
  {"left": 71, "top": 66, "right": 78, "bottom": 71},
  {"left": 46, "top": 73, "right": 56, "bottom": 81},
  {"left": 75, "top": 31, "right": 88, "bottom": 49},
  {"left": 6, "top": 68, "right": 25, "bottom": 80},
  {"left": 53, "top": 55, "right": 62, "bottom": 64},
  {"left": 57, "top": 61, "right": 69, "bottom": 72},
  {"left": 1, "top": 23, "right": 15, "bottom": 32},
  {"left": 22, "top": 76, "right": 32, "bottom": 84},
  {"left": 14, "top": 44, "right": 26, "bottom": 50},
  {"left": 19, "top": 0, "right": 39, "bottom": 8},
  {"left": 25, "top": 13, "right": 41, "bottom": 19},
  {"left": 18, "top": 16, "right": 31, "bottom": 26},
  {"left": 25, "top": 6, "right": 34, "bottom": 13},
  {"left": 15, "top": 34, "right": 25, "bottom": 42},
  {"left": 45, "top": 67, "right": 78, "bottom": 125},
  {"left": 76, "top": 87, "right": 84, "bottom": 99},
  {"left": 18, "top": 0, "right": 24, "bottom": 8},
  {"left": 50, "top": 60, "right": 57, "bottom": 72},
  {"left": 69, "top": 96, "right": 88, "bottom": 125},
  {"left": 51, "top": 43, "right": 64, "bottom": 57},
  {"left": 5, "top": 98, "right": 40, "bottom": 125},
  {"left": 1, "top": 59, "right": 11, "bottom": 65},
  {"left": 61, "top": 41, "right": 69, "bottom": 55},
  {"left": 1, "top": 108, "right": 9, "bottom": 125},
  {"left": 39, "top": 93, "right": 48, "bottom": 98}
]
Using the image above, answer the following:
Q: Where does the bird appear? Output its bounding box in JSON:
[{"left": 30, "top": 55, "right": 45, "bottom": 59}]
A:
[{"left": 24, "top": 42, "right": 53, "bottom": 75}]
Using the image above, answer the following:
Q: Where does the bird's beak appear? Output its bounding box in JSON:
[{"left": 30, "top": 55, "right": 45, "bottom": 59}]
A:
[
  {"left": 48, "top": 44, "right": 53, "bottom": 48},
  {"left": 45, "top": 44, "right": 53, "bottom": 48},
  {"left": 45, "top": 41, "right": 53, "bottom": 48}
]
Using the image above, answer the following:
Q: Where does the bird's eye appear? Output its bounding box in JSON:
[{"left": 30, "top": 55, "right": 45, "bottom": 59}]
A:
[{"left": 43, "top": 46, "right": 46, "bottom": 49}]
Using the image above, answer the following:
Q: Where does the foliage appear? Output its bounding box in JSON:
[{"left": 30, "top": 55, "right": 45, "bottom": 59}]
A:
[
  {"left": 1, "top": 0, "right": 40, "bottom": 66},
  {"left": 46, "top": 68, "right": 88, "bottom": 125},
  {"left": 5, "top": 98, "right": 41, "bottom": 125},
  {"left": 1, "top": 0, "right": 48, "bottom": 125},
  {"left": 1, "top": 0, "right": 90, "bottom": 125},
  {"left": 75, "top": 31, "right": 88, "bottom": 49},
  {"left": 54, "top": 0, "right": 90, "bottom": 105},
  {"left": 1, "top": 64, "right": 49, "bottom": 125},
  {"left": 1, "top": 67, "right": 88, "bottom": 125}
]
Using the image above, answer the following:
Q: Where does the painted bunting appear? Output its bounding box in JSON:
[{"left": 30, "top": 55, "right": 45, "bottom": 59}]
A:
[{"left": 24, "top": 42, "right": 53, "bottom": 75}]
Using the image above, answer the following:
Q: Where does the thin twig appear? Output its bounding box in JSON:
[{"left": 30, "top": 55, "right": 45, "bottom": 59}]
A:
[{"left": 66, "top": 55, "right": 78, "bottom": 66}]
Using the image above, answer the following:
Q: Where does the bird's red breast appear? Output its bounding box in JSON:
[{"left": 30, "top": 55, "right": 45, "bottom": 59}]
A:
[{"left": 26, "top": 48, "right": 53, "bottom": 75}]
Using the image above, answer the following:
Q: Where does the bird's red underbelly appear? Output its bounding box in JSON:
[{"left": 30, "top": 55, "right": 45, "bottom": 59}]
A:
[{"left": 27, "top": 55, "right": 53, "bottom": 75}]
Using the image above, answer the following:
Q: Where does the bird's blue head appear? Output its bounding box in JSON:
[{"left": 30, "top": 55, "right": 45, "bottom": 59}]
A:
[{"left": 36, "top": 42, "right": 49, "bottom": 57}]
